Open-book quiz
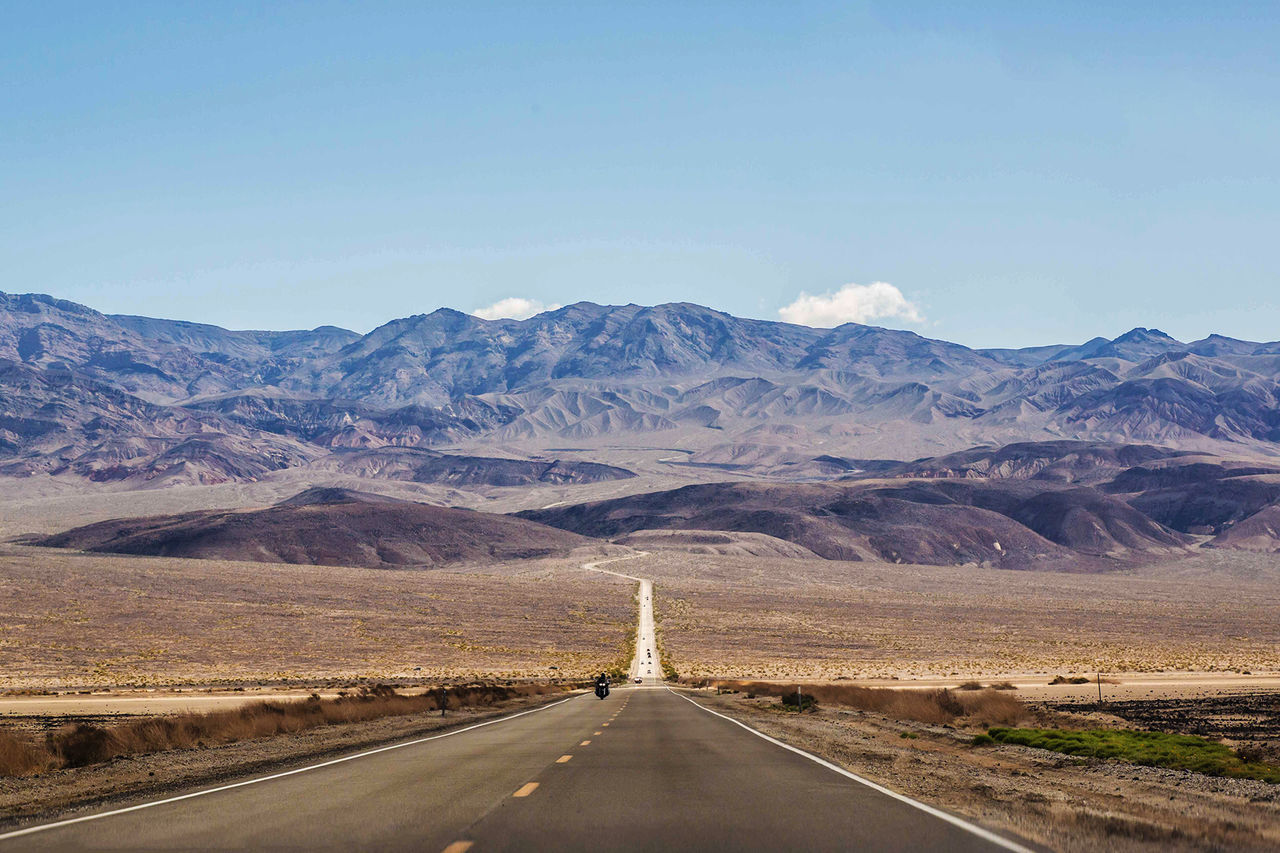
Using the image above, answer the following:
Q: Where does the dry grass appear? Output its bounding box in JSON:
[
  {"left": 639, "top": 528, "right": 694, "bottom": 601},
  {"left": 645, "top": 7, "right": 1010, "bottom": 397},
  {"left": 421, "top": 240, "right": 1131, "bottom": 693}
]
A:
[
  {"left": 0, "top": 731, "right": 55, "bottom": 776},
  {"left": 708, "top": 680, "right": 1029, "bottom": 727},
  {"left": 0, "top": 683, "right": 564, "bottom": 775}
]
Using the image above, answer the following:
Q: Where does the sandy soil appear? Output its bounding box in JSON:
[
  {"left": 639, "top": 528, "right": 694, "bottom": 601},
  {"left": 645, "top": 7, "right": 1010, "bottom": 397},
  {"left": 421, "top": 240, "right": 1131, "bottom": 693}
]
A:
[
  {"left": 695, "top": 690, "right": 1280, "bottom": 852},
  {"left": 0, "top": 545, "right": 636, "bottom": 689}
]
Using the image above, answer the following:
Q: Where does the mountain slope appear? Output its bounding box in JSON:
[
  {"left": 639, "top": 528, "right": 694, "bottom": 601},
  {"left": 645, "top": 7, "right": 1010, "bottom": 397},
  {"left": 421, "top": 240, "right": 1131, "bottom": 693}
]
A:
[{"left": 5, "top": 291, "right": 1280, "bottom": 490}]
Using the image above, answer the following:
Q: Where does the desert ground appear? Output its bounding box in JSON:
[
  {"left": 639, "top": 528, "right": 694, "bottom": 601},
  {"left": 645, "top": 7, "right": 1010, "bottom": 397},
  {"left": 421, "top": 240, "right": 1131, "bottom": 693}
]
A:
[
  {"left": 0, "top": 544, "right": 636, "bottom": 690},
  {"left": 4, "top": 530, "right": 1276, "bottom": 700},
  {"left": 3, "top": 506, "right": 1279, "bottom": 849},
  {"left": 643, "top": 549, "right": 1280, "bottom": 682},
  {"left": 6, "top": 537, "right": 1277, "bottom": 693}
]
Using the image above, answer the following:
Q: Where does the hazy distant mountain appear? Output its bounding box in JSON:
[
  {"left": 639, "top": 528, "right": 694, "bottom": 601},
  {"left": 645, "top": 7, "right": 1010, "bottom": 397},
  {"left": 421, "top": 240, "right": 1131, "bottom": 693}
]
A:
[{"left": 4, "top": 290, "right": 1280, "bottom": 487}]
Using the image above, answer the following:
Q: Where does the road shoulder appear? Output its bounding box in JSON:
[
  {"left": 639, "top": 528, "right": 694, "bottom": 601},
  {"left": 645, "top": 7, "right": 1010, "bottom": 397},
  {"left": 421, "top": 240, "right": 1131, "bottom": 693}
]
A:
[
  {"left": 682, "top": 689, "right": 1280, "bottom": 852},
  {"left": 0, "top": 692, "right": 573, "bottom": 831}
]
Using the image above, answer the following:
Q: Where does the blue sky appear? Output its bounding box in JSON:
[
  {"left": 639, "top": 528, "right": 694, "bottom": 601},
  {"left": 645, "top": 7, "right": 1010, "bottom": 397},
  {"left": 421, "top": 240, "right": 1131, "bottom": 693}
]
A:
[{"left": 2, "top": 2, "right": 1277, "bottom": 346}]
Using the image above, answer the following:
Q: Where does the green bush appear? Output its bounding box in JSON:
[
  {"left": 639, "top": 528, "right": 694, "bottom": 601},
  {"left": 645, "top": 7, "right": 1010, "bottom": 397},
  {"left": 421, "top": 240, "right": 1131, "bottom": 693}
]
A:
[
  {"left": 986, "top": 727, "right": 1280, "bottom": 783},
  {"left": 971, "top": 733, "right": 995, "bottom": 746},
  {"left": 779, "top": 693, "right": 818, "bottom": 712}
]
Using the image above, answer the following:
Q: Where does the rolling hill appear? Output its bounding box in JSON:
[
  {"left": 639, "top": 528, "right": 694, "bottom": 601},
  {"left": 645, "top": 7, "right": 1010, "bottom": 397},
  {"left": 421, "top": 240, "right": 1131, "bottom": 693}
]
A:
[
  {"left": 33, "top": 488, "right": 595, "bottom": 568},
  {"left": 518, "top": 478, "right": 1192, "bottom": 571}
]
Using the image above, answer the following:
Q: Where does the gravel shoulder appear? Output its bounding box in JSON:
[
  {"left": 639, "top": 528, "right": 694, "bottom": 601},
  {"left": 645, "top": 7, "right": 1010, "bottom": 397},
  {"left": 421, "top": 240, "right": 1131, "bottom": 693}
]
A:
[
  {"left": 689, "top": 690, "right": 1280, "bottom": 852},
  {"left": 0, "top": 691, "right": 572, "bottom": 830}
]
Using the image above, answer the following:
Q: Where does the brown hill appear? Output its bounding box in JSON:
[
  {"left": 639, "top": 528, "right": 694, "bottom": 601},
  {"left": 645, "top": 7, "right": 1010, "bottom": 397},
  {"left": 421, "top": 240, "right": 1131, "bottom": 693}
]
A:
[
  {"left": 1209, "top": 505, "right": 1280, "bottom": 552},
  {"left": 1125, "top": 476, "right": 1280, "bottom": 535},
  {"left": 34, "top": 488, "right": 593, "bottom": 568},
  {"left": 518, "top": 480, "right": 1189, "bottom": 571}
]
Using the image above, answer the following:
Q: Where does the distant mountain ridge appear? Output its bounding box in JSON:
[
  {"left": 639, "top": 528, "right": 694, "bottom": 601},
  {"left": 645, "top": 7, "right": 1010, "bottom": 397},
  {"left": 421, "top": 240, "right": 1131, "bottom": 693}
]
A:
[{"left": 3, "top": 290, "right": 1280, "bottom": 486}]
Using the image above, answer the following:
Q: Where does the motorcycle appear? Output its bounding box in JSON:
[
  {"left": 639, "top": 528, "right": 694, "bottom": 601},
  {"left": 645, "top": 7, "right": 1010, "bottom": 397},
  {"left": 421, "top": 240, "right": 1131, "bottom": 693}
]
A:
[{"left": 594, "top": 680, "right": 610, "bottom": 699}]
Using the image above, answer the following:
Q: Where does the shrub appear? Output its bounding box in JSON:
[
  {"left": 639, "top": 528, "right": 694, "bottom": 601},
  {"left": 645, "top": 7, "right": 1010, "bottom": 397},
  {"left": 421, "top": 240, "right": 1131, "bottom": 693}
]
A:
[
  {"left": 49, "top": 724, "right": 118, "bottom": 767},
  {"left": 986, "top": 728, "right": 1280, "bottom": 784},
  {"left": 711, "top": 681, "right": 1028, "bottom": 726},
  {"left": 971, "top": 734, "right": 995, "bottom": 746},
  {"left": 779, "top": 693, "right": 818, "bottom": 712},
  {"left": 1049, "top": 675, "right": 1092, "bottom": 685}
]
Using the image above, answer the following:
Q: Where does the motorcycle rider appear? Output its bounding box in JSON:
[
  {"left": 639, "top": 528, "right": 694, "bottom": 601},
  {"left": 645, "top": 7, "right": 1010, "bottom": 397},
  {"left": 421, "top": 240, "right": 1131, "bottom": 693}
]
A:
[{"left": 595, "top": 672, "right": 610, "bottom": 699}]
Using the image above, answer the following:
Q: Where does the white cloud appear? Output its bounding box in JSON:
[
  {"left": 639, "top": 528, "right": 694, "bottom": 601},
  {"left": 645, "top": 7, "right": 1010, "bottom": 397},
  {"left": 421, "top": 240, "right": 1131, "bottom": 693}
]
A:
[
  {"left": 472, "top": 297, "right": 561, "bottom": 321},
  {"left": 778, "top": 282, "right": 924, "bottom": 328}
]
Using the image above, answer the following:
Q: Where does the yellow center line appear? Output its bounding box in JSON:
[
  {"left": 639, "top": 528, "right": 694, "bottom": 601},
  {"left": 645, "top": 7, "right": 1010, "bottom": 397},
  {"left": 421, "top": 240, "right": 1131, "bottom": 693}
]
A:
[
  {"left": 580, "top": 740, "right": 591, "bottom": 745},
  {"left": 556, "top": 754, "right": 573, "bottom": 763},
  {"left": 512, "top": 782, "right": 539, "bottom": 798},
  {"left": 593, "top": 731, "right": 602, "bottom": 735},
  {"left": 602, "top": 722, "right": 609, "bottom": 726},
  {"left": 442, "top": 842, "right": 474, "bottom": 853}
]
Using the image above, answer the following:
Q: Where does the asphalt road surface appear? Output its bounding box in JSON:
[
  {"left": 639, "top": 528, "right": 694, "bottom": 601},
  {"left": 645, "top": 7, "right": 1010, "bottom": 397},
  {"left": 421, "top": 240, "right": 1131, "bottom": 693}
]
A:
[
  {"left": 1, "top": 686, "right": 1033, "bottom": 852},
  {"left": 2, "top": 560, "right": 1033, "bottom": 852},
  {"left": 585, "top": 554, "right": 661, "bottom": 684}
]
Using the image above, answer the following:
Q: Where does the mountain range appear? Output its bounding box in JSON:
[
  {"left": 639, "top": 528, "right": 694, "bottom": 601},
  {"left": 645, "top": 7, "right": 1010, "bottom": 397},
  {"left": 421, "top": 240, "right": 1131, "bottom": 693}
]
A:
[{"left": 4, "top": 290, "right": 1280, "bottom": 487}]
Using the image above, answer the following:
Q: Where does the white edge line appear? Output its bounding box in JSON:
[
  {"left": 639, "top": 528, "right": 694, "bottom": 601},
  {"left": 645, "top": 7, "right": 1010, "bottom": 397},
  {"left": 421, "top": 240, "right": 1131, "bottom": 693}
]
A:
[
  {"left": 0, "top": 695, "right": 577, "bottom": 842},
  {"left": 670, "top": 689, "right": 1037, "bottom": 853}
]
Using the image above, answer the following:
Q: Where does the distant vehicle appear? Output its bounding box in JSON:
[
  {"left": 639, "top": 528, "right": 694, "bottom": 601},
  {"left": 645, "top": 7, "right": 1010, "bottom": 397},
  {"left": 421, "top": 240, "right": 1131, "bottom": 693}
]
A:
[{"left": 634, "top": 677, "right": 642, "bottom": 683}]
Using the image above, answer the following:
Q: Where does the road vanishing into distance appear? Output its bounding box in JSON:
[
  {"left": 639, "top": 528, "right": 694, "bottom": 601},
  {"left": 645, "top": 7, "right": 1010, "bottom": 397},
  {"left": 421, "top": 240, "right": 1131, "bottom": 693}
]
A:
[{"left": 1, "top": 560, "right": 1033, "bottom": 853}]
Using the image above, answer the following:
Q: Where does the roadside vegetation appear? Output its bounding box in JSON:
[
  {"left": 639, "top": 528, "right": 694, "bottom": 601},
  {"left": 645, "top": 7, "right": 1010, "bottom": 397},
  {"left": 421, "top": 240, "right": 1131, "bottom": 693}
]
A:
[
  {"left": 0, "top": 682, "right": 568, "bottom": 777},
  {"left": 651, "top": 586, "right": 678, "bottom": 681},
  {"left": 982, "top": 727, "right": 1280, "bottom": 783},
  {"left": 703, "top": 680, "right": 1028, "bottom": 726}
]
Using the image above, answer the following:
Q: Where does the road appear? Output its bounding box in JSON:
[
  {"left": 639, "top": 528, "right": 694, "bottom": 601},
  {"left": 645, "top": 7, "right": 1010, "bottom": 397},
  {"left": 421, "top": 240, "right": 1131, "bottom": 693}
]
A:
[
  {"left": 584, "top": 554, "right": 661, "bottom": 684},
  {"left": 1, "top": 561, "right": 1033, "bottom": 852}
]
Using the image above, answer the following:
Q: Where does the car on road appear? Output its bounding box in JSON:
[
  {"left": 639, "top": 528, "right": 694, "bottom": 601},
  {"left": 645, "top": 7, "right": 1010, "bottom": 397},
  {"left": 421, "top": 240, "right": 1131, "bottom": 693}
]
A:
[{"left": 634, "top": 677, "right": 642, "bottom": 683}]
